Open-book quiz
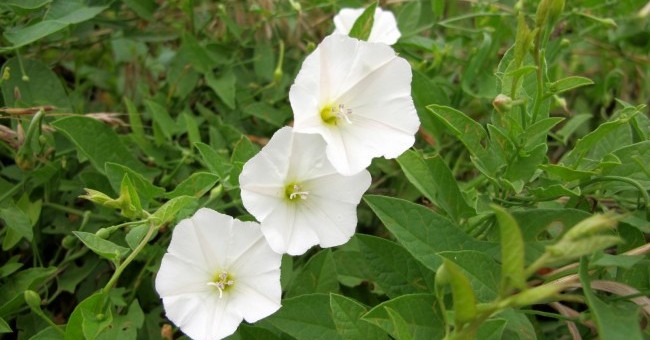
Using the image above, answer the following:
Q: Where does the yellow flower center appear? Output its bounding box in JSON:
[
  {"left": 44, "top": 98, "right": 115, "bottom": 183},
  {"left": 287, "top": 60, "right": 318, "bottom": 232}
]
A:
[
  {"left": 285, "top": 183, "right": 309, "bottom": 201},
  {"left": 207, "top": 271, "right": 235, "bottom": 298},
  {"left": 320, "top": 103, "right": 352, "bottom": 126}
]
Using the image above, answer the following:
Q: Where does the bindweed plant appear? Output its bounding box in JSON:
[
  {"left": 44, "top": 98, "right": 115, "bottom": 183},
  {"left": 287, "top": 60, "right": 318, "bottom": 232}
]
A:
[{"left": 0, "top": 0, "right": 649, "bottom": 339}]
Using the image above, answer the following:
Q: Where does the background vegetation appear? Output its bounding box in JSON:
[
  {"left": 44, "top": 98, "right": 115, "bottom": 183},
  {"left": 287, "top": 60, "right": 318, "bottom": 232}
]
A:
[{"left": 0, "top": 0, "right": 649, "bottom": 339}]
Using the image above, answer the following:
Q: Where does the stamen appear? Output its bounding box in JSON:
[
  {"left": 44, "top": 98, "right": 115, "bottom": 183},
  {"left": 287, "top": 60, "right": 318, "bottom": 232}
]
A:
[
  {"left": 288, "top": 184, "right": 309, "bottom": 200},
  {"left": 207, "top": 271, "right": 235, "bottom": 298},
  {"left": 334, "top": 104, "right": 353, "bottom": 124}
]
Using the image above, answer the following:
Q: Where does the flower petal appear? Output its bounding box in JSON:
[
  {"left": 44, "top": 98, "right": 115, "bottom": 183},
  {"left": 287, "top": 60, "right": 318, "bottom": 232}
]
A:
[
  {"left": 155, "top": 253, "right": 212, "bottom": 298},
  {"left": 333, "top": 7, "right": 401, "bottom": 45},
  {"left": 230, "top": 271, "right": 282, "bottom": 323},
  {"left": 164, "top": 293, "right": 241, "bottom": 340},
  {"left": 261, "top": 203, "right": 320, "bottom": 255},
  {"left": 299, "top": 197, "right": 359, "bottom": 248}
]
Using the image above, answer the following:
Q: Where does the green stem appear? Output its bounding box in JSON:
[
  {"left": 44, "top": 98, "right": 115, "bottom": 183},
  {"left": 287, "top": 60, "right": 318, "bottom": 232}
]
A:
[{"left": 102, "top": 221, "right": 156, "bottom": 294}]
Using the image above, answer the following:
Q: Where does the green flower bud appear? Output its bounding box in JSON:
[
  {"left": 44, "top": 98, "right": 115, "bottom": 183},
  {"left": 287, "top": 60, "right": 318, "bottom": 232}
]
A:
[
  {"left": 95, "top": 228, "right": 111, "bottom": 239},
  {"left": 61, "top": 235, "right": 77, "bottom": 249},
  {"left": 493, "top": 94, "right": 513, "bottom": 114},
  {"left": 24, "top": 290, "right": 42, "bottom": 310}
]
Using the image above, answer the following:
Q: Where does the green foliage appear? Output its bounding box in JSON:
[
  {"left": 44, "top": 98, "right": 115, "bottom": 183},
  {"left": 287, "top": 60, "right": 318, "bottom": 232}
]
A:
[{"left": 0, "top": 0, "right": 648, "bottom": 339}]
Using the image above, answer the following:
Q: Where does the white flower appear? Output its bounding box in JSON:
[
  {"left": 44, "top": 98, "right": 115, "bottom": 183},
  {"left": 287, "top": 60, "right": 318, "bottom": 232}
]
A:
[
  {"left": 239, "top": 126, "right": 371, "bottom": 256},
  {"left": 289, "top": 34, "right": 420, "bottom": 176},
  {"left": 333, "top": 7, "right": 401, "bottom": 45},
  {"left": 155, "top": 208, "right": 282, "bottom": 340}
]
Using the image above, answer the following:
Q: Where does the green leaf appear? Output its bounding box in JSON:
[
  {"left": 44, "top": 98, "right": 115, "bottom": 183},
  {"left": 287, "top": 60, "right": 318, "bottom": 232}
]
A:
[
  {"left": 1, "top": 204, "right": 33, "bottom": 250},
  {"left": 579, "top": 258, "right": 643, "bottom": 340},
  {"left": 3, "top": 0, "right": 51, "bottom": 10},
  {"left": 437, "top": 250, "right": 500, "bottom": 302},
  {"left": 164, "top": 172, "right": 219, "bottom": 199},
  {"left": 145, "top": 99, "right": 178, "bottom": 140},
  {"left": 356, "top": 234, "right": 435, "bottom": 298},
  {"left": 591, "top": 253, "right": 644, "bottom": 269},
  {"left": 462, "top": 32, "right": 497, "bottom": 98},
  {"left": 182, "top": 111, "right": 201, "bottom": 147},
  {"left": 125, "top": 224, "right": 149, "bottom": 250},
  {"left": 73, "top": 231, "right": 129, "bottom": 263},
  {"left": 0, "top": 267, "right": 57, "bottom": 317},
  {"left": 427, "top": 104, "right": 487, "bottom": 156},
  {"left": 0, "top": 317, "right": 11, "bottom": 333},
  {"left": 522, "top": 117, "right": 564, "bottom": 148},
  {"left": 439, "top": 259, "right": 477, "bottom": 327},
  {"left": 492, "top": 205, "right": 526, "bottom": 293},
  {"left": 261, "top": 294, "right": 340, "bottom": 340},
  {"left": 476, "top": 319, "right": 507, "bottom": 340},
  {"left": 121, "top": 0, "right": 156, "bottom": 20},
  {"left": 96, "top": 300, "right": 144, "bottom": 339},
  {"left": 206, "top": 71, "right": 236, "bottom": 109},
  {"left": 242, "top": 102, "right": 289, "bottom": 128},
  {"left": 118, "top": 173, "right": 143, "bottom": 219},
  {"left": 3, "top": 3, "right": 109, "bottom": 49},
  {"left": 363, "top": 294, "right": 444, "bottom": 340},
  {"left": 1, "top": 58, "right": 71, "bottom": 109},
  {"left": 498, "top": 309, "right": 537, "bottom": 340},
  {"left": 385, "top": 307, "right": 413, "bottom": 340},
  {"left": 64, "top": 292, "right": 111, "bottom": 340},
  {"left": 397, "top": 150, "right": 475, "bottom": 223},
  {"left": 329, "top": 294, "right": 387, "bottom": 340},
  {"left": 149, "top": 196, "right": 196, "bottom": 225},
  {"left": 51, "top": 116, "right": 156, "bottom": 177},
  {"left": 556, "top": 113, "right": 592, "bottom": 144},
  {"left": 562, "top": 113, "right": 637, "bottom": 167},
  {"left": 549, "top": 76, "right": 594, "bottom": 95},
  {"left": 194, "top": 142, "right": 232, "bottom": 180},
  {"left": 364, "top": 195, "right": 497, "bottom": 272},
  {"left": 286, "top": 250, "right": 338, "bottom": 298},
  {"left": 105, "top": 162, "right": 165, "bottom": 202},
  {"left": 230, "top": 135, "right": 259, "bottom": 164},
  {"left": 348, "top": 2, "right": 378, "bottom": 41}
]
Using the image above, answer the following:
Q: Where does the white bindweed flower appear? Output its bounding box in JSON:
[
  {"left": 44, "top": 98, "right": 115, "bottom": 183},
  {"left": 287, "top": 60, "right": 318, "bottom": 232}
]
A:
[
  {"left": 289, "top": 34, "right": 420, "bottom": 176},
  {"left": 155, "top": 208, "right": 282, "bottom": 340},
  {"left": 333, "top": 7, "right": 401, "bottom": 45},
  {"left": 239, "top": 126, "right": 371, "bottom": 256}
]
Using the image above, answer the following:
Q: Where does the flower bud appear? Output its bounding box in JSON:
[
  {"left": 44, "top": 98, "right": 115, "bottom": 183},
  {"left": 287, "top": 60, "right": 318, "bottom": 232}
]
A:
[
  {"left": 24, "top": 290, "right": 42, "bottom": 310},
  {"left": 493, "top": 94, "right": 513, "bottom": 114},
  {"left": 510, "top": 284, "right": 564, "bottom": 307},
  {"left": 80, "top": 188, "right": 121, "bottom": 209},
  {"left": 62, "top": 235, "right": 77, "bottom": 249},
  {"left": 95, "top": 228, "right": 111, "bottom": 239}
]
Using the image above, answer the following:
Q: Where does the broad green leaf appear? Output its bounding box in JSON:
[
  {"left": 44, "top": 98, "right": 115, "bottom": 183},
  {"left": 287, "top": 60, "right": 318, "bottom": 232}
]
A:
[
  {"left": 497, "top": 309, "right": 537, "bottom": 340},
  {"left": 3, "top": 0, "right": 51, "bottom": 10},
  {"left": 505, "top": 143, "right": 547, "bottom": 184},
  {"left": 149, "top": 196, "right": 197, "bottom": 225},
  {"left": 64, "top": 292, "right": 111, "bottom": 340},
  {"left": 541, "top": 164, "right": 596, "bottom": 181},
  {"left": 0, "top": 267, "right": 57, "bottom": 317},
  {"left": 206, "top": 71, "right": 236, "bottom": 109},
  {"left": 440, "top": 259, "right": 477, "bottom": 327},
  {"left": 492, "top": 206, "right": 526, "bottom": 293},
  {"left": 332, "top": 249, "right": 373, "bottom": 288},
  {"left": 348, "top": 2, "right": 378, "bottom": 41},
  {"left": 96, "top": 300, "right": 144, "bottom": 340},
  {"left": 0, "top": 256, "right": 23, "bottom": 278},
  {"left": 286, "top": 250, "right": 338, "bottom": 298},
  {"left": 118, "top": 173, "right": 143, "bottom": 219},
  {"left": 591, "top": 253, "right": 644, "bottom": 269},
  {"left": 57, "top": 257, "right": 101, "bottom": 294},
  {"left": 363, "top": 294, "right": 444, "bottom": 340},
  {"left": 194, "top": 142, "right": 232, "bottom": 180},
  {"left": 522, "top": 117, "right": 564, "bottom": 148},
  {"left": 356, "top": 234, "right": 435, "bottom": 298},
  {"left": 549, "top": 76, "right": 594, "bottom": 94},
  {"left": 0, "top": 58, "right": 71, "bottom": 109},
  {"left": 1, "top": 204, "right": 33, "bottom": 250},
  {"left": 230, "top": 135, "right": 259, "bottom": 164},
  {"left": 385, "top": 307, "right": 413, "bottom": 340},
  {"left": 437, "top": 251, "right": 500, "bottom": 302},
  {"left": 462, "top": 32, "right": 497, "bottom": 98},
  {"left": 243, "top": 102, "right": 289, "bottom": 128},
  {"left": 121, "top": 0, "right": 156, "bottom": 20},
  {"left": 29, "top": 326, "right": 64, "bottom": 340},
  {"left": 329, "top": 294, "right": 387, "bottom": 340},
  {"left": 579, "top": 259, "right": 643, "bottom": 340},
  {"left": 52, "top": 116, "right": 156, "bottom": 177},
  {"left": 562, "top": 113, "right": 637, "bottom": 167},
  {"left": 73, "top": 231, "right": 129, "bottom": 262},
  {"left": 182, "top": 111, "right": 201, "bottom": 147},
  {"left": 556, "top": 113, "right": 592, "bottom": 144},
  {"left": 0, "top": 317, "right": 11, "bottom": 333},
  {"left": 105, "top": 162, "right": 165, "bottom": 202},
  {"left": 529, "top": 184, "right": 580, "bottom": 200},
  {"left": 145, "top": 100, "right": 178, "bottom": 140},
  {"left": 476, "top": 319, "right": 507, "bottom": 340},
  {"left": 228, "top": 324, "right": 283, "bottom": 340},
  {"left": 125, "top": 224, "right": 149, "bottom": 250},
  {"left": 364, "top": 195, "right": 497, "bottom": 272},
  {"left": 164, "top": 172, "right": 219, "bottom": 199},
  {"left": 261, "top": 294, "right": 341, "bottom": 340},
  {"left": 604, "top": 141, "right": 650, "bottom": 192},
  {"left": 3, "top": 4, "right": 108, "bottom": 49},
  {"left": 397, "top": 151, "right": 475, "bottom": 223},
  {"left": 427, "top": 104, "right": 487, "bottom": 156}
]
